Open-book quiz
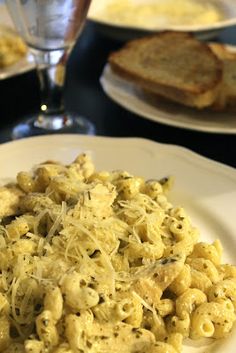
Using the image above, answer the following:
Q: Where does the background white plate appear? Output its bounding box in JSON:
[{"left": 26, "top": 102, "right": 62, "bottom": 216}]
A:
[
  {"left": 0, "top": 134, "right": 236, "bottom": 352},
  {"left": 0, "top": 4, "right": 35, "bottom": 79},
  {"left": 88, "top": 0, "right": 236, "bottom": 41},
  {"left": 100, "top": 64, "right": 236, "bottom": 134}
]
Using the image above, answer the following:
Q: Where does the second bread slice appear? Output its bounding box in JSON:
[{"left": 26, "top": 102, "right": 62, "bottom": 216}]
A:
[
  {"left": 109, "top": 32, "right": 222, "bottom": 109},
  {"left": 208, "top": 43, "right": 236, "bottom": 111}
]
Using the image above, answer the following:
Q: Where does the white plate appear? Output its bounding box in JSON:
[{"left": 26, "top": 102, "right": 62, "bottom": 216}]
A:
[
  {"left": 100, "top": 64, "right": 236, "bottom": 134},
  {"left": 0, "top": 5, "right": 35, "bottom": 79},
  {"left": 88, "top": 0, "right": 236, "bottom": 41},
  {"left": 0, "top": 48, "right": 35, "bottom": 80},
  {"left": 0, "top": 134, "right": 236, "bottom": 352}
]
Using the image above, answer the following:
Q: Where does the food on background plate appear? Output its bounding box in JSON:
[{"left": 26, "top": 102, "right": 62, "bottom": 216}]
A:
[
  {"left": 0, "top": 30, "right": 27, "bottom": 69},
  {"left": 109, "top": 31, "right": 222, "bottom": 109},
  {"left": 208, "top": 42, "right": 236, "bottom": 111},
  {"left": 0, "top": 153, "right": 236, "bottom": 352},
  {"left": 109, "top": 31, "right": 236, "bottom": 112},
  {"left": 90, "top": 0, "right": 223, "bottom": 28}
]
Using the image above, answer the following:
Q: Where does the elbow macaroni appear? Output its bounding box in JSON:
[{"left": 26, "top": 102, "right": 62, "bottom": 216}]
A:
[{"left": 0, "top": 154, "right": 235, "bottom": 353}]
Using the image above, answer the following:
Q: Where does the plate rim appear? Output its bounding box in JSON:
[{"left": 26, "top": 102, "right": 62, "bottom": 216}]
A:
[
  {"left": 88, "top": 16, "right": 236, "bottom": 33},
  {"left": 100, "top": 59, "right": 236, "bottom": 135},
  {"left": 0, "top": 134, "right": 235, "bottom": 178},
  {"left": 0, "top": 53, "right": 35, "bottom": 80},
  {"left": 88, "top": 0, "right": 236, "bottom": 33}
]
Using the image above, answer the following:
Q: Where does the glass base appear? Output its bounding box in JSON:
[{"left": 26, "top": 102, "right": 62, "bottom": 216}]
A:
[{"left": 12, "top": 114, "right": 95, "bottom": 139}]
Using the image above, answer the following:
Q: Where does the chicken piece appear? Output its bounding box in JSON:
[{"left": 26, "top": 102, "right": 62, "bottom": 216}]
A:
[
  {"left": 0, "top": 185, "right": 24, "bottom": 218},
  {"left": 89, "top": 322, "right": 155, "bottom": 353},
  {"left": 70, "top": 182, "right": 117, "bottom": 220},
  {"left": 20, "top": 193, "right": 59, "bottom": 214},
  {"left": 66, "top": 314, "right": 155, "bottom": 353},
  {"left": 132, "top": 255, "right": 185, "bottom": 305},
  {"left": 73, "top": 153, "right": 95, "bottom": 179}
]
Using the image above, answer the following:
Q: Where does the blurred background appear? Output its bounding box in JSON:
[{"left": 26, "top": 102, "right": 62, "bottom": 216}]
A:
[{"left": 0, "top": 0, "right": 236, "bottom": 167}]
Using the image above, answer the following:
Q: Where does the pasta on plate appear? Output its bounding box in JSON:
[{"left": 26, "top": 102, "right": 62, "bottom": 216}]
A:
[
  {"left": 0, "top": 30, "right": 27, "bottom": 69},
  {"left": 0, "top": 154, "right": 235, "bottom": 353}
]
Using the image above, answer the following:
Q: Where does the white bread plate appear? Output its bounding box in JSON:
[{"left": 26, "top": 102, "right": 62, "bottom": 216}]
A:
[
  {"left": 100, "top": 44, "right": 236, "bottom": 134},
  {"left": 88, "top": 0, "right": 236, "bottom": 41}
]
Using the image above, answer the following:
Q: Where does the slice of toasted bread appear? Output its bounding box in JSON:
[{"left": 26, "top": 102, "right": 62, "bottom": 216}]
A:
[
  {"left": 109, "top": 32, "right": 222, "bottom": 109},
  {"left": 208, "top": 43, "right": 236, "bottom": 111}
]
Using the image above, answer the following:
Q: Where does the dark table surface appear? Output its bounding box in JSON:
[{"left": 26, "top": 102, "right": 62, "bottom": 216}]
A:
[{"left": 0, "top": 22, "right": 236, "bottom": 168}]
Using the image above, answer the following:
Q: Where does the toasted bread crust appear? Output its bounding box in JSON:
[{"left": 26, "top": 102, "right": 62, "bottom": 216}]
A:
[
  {"left": 109, "top": 32, "right": 223, "bottom": 109},
  {"left": 208, "top": 43, "right": 236, "bottom": 61}
]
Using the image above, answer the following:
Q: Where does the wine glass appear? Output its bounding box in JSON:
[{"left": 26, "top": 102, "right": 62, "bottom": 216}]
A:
[{"left": 6, "top": 0, "right": 95, "bottom": 139}]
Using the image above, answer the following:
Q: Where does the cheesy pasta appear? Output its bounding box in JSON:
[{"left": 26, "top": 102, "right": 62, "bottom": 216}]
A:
[{"left": 0, "top": 154, "right": 235, "bottom": 353}]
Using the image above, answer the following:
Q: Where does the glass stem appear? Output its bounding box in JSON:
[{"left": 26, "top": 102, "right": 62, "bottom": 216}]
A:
[{"left": 32, "top": 48, "right": 71, "bottom": 129}]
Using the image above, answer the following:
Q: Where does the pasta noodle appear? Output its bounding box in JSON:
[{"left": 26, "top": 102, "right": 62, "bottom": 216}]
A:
[{"left": 0, "top": 153, "right": 235, "bottom": 353}]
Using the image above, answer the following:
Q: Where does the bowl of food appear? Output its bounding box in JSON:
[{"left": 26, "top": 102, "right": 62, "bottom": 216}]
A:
[
  {"left": 88, "top": 0, "right": 236, "bottom": 41},
  {"left": 100, "top": 31, "right": 236, "bottom": 133}
]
